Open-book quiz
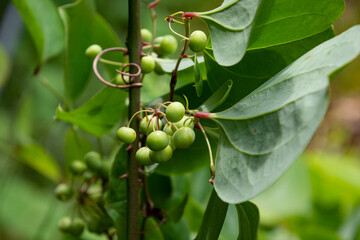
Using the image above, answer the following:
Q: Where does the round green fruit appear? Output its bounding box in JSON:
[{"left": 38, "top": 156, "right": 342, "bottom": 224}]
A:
[
  {"left": 135, "top": 147, "right": 154, "bottom": 165},
  {"left": 154, "top": 35, "right": 178, "bottom": 56},
  {"left": 84, "top": 151, "right": 102, "bottom": 171},
  {"left": 141, "top": 56, "right": 155, "bottom": 74},
  {"left": 171, "top": 116, "right": 194, "bottom": 131},
  {"left": 58, "top": 217, "right": 72, "bottom": 233},
  {"left": 99, "top": 161, "right": 112, "bottom": 179},
  {"left": 69, "top": 218, "right": 85, "bottom": 237},
  {"left": 189, "top": 30, "right": 207, "bottom": 53},
  {"left": 140, "top": 117, "right": 162, "bottom": 135},
  {"left": 117, "top": 127, "right": 136, "bottom": 143},
  {"left": 83, "top": 170, "right": 96, "bottom": 181},
  {"left": 173, "top": 127, "right": 195, "bottom": 149},
  {"left": 149, "top": 145, "right": 173, "bottom": 163},
  {"left": 166, "top": 102, "right": 185, "bottom": 122},
  {"left": 54, "top": 183, "right": 73, "bottom": 201},
  {"left": 70, "top": 160, "right": 87, "bottom": 175},
  {"left": 163, "top": 123, "right": 174, "bottom": 136},
  {"left": 85, "top": 44, "right": 102, "bottom": 58},
  {"left": 146, "top": 131, "right": 169, "bottom": 151},
  {"left": 115, "top": 74, "right": 129, "bottom": 85},
  {"left": 141, "top": 28, "right": 153, "bottom": 43},
  {"left": 154, "top": 60, "right": 165, "bottom": 75}
]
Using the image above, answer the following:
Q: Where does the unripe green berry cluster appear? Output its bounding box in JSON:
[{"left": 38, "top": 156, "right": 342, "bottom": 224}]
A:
[{"left": 116, "top": 101, "right": 196, "bottom": 165}]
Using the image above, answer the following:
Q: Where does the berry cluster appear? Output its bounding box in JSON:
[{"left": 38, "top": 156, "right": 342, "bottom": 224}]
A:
[
  {"left": 117, "top": 101, "right": 196, "bottom": 165},
  {"left": 54, "top": 152, "right": 114, "bottom": 237}
]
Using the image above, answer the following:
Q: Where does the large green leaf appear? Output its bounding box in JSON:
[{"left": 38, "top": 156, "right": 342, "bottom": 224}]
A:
[
  {"left": 196, "top": 0, "right": 262, "bottom": 66},
  {"left": 210, "top": 26, "right": 360, "bottom": 203},
  {"left": 235, "top": 201, "right": 259, "bottom": 240},
  {"left": 12, "top": 0, "right": 64, "bottom": 63},
  {"left": 248, "top": 0, "right": 344, "bottom": 50},
  {"left": 105, "top": 145, "right": 127, "bottom": 239},
  {"left": 195, "top": 189, "right": 229, "bottom": 240},
  {"left": 155, "top": 56, "right": 204, "bottom": 73},
  {"left": 59, "top": 0, "right": 120, "bottom": 100},
  {"left": 204, "top": 28, "right": 335, "bottom": 109},
  {"left": 56, "top": 86, "right": 127, "bottom": 136}
]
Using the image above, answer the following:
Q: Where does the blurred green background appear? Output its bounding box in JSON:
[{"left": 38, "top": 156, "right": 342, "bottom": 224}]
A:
[{"left": 0, "top": 0, "right": 359, "bottom": 239}]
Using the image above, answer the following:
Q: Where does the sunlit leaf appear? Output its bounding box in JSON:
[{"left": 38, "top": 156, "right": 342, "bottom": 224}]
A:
[
  {"left": 155, "top": 56, "right": 204, "bottom": 73},
  {"left": 199, "top": 80, "right": 233, "bottom": 112}
]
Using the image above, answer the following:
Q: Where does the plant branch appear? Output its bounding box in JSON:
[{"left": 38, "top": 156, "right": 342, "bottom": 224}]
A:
[
  {"left": 127, "top": 0, "right": 142, "bottom": 239},
  {"left": 169, "top": 18, "right": 190, "bottom": 101}
]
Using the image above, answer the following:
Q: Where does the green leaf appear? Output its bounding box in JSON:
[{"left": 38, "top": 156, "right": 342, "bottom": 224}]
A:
[
  {"left": 105, "top": 145, "right": 127, "bottom": 239},
  {"left": 144, "top": 218, "right": 165, "bottom": 240},
  {"left": 248, "top": 0, "right": 344, "bottom": 50},
  {"left": 15, "top": 143, "right": 61, "bottom": 182},
  {"left": 155, "top": 56, "right": 204, "bottom": 73},
  {"left": 211, "top": 26, "right": 360, "bottom": 203},
  {"left": 195, "top": 189, "right": 228, "bottom": 240},
  {"left": 235, "top": 201, "right": 259, "bottom": 240},
  {"left": 11, "top": 0, "right": 64, "bottom": 63},
  {"left": 160, "top": 218, "right": 191, "bottom": 240},
  {"left": 204, "top": 28, "right": 335, "bottom": 109},
  {"left": 59, "top": 0, "right": 120, "bottom": 100},
  {"left": 155, "top": 129, "right": 215, "bottom": 175},
  {"left": 193, "top": 54, "right": 203, "bottom": 97},
  {"left": 196, "top": 0, "right": 262, "bottom": 66},
  {"left": 199, "top": 80, "right": 233, "bottom": 112},
  {"left": 148, "top": 174, "right": 189, "bottom": 222},
  {"left": 56, "top": 86, "right": 127, "bottom": 136},
  {"left": 0, "top": 44, "right": 10, "bottom": 88}
]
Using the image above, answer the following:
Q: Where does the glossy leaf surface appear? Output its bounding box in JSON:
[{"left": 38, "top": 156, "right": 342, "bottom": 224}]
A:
[{"left": 211, "top": 26, "right": 360, "bottom": 203}]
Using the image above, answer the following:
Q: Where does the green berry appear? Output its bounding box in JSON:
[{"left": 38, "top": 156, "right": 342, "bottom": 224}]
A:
[
  {"left": 115, "top": 74, "right": 128, "bottom": 85},
  {"left": 149, "top": 145, "right": 173, "bottom": 163},
  {"left": 189, "top": 30, "right": 207, "bottom": 53},
  {"left": 141, "top": 56, "right": 155, "bottom": 74},
  {"left": 84, "top": 151, "right": 102, "bottom": 171},
  {"left": 54, "top": 183, "right": 73, "bottom": 201},
  {"left": 173, "top": 127, "right": 195, "bottom": 149},
  {"left": 85, "top": 44, "right": 102, "bottom": 58},
  {"left": 58, "top": 217, "right": 72, "bottom": 233},
  {"left": 154, "top": 35, "right": 178, "bottom": 56},
  {"left": 140, "top": 117, "right": 162, "bottom": 135},
  {"left": 99, "top": 161, "right": 112, "bottom": 179},
  {"left": 146, "top": 130, "right": 169, "bottom": 151},
  {"left": 163, "top": 123, "right": 174, "bottom": 136},
  {"left": 171, "top": 116, "right": 194, "bottom": 132},
  {"left": 70, "top": 160, "right": 87, "bottom": 175},
  {"left": 117, "top": 127, "right": 136, "bottom": 143},
  {"left": 83, "top": 170, "right": 96, "bottom": 181},
  {"left": 141, "top": 28, "right": 153, "bottom": 43},
  {"left": 166, "top": 102, "right": 185, "bottom": 122},
  {"left": 69, "top": 218, "right": 85, "bottom": 237},
  {"left": 136, "top": 147, "right": 154, "bottom": 165}
]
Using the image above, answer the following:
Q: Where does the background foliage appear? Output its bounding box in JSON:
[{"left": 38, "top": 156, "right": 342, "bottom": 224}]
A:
[{"left": 0, "top": 0, "right": 360, "bottom": 239}]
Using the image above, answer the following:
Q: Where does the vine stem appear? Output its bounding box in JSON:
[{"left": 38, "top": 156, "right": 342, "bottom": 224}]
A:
[
  {"left": 170, "top": 18, "right": 190, "bottom": 101},
  {"left": 127, "top": 0, "right": 142, "bottom": 239},
  {"left": 197, "top": 121, "right": 215, "bottom": 183}
]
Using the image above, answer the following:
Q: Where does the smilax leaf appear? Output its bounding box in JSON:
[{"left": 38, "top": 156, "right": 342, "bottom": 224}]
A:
[
  {"left": 210, "top": 26, "right": 360, "bottom": 203},
  {"left": 194, "top": 0, "right": 262, "bottom": 66}
]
